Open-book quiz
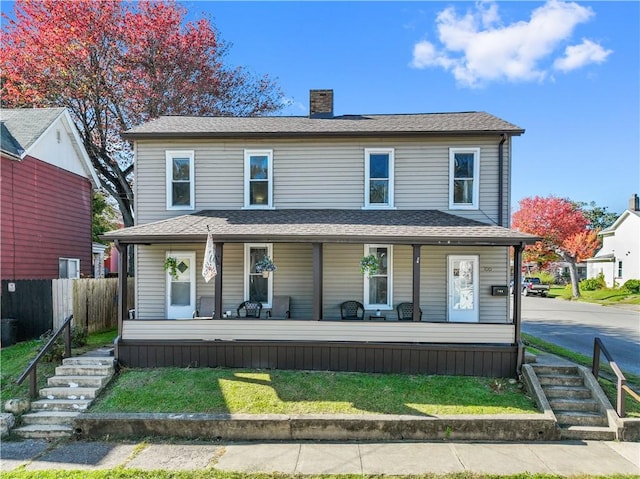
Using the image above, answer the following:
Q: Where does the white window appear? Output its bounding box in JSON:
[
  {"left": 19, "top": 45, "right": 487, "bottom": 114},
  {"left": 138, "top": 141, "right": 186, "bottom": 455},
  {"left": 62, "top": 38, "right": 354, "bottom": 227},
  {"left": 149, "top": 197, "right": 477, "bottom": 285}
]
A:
[
  {"left": 244, "top": 243, "right": 273, "bottom": 308},
  {"left": 244, "top": 149, "right": 273, "bottom": 208},
  {"left": 449, "top": 148, "right": 480, "bottom": 209},
  {"left": 59, "top": 258, "right": 80, "bottom": 279},
  {"left": 166, "top": 150, "right": 195, "bottom": 210},
  {"left": 363, "top": 245, "right": 393, "bottom": 309},
  {"left": 364, "top": 148, "right": 394, "bottom": 208}
]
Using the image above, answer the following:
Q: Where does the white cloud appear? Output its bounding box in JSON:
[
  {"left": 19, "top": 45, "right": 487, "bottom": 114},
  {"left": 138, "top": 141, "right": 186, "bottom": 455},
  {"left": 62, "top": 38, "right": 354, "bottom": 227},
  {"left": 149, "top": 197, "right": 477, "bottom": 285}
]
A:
[
  {"left": 410, "top": 0, "right": 612, "bottom": 87},
  {"left": 554, "top": 39, "right": 613, "bottom": 72}
]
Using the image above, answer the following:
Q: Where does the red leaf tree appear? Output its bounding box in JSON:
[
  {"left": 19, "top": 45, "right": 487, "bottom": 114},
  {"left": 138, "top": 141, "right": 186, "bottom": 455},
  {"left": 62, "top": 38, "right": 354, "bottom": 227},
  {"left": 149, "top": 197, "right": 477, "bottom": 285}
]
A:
[
  {"left": 1, "top": 0, "right": 285, "bottom": 227},
  {"left": 512, "top": 196, "right": 600, "bottom": 298}
]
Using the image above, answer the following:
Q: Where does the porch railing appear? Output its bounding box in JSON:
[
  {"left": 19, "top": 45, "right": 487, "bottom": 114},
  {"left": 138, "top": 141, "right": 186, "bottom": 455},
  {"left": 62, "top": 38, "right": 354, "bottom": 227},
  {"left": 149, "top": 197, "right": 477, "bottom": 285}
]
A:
[
  {"left": 592, "top": 336, "right": 640, "bottom": 418},
  {"left": 16, "top": 314, "right": 73, "bottom": 398}
]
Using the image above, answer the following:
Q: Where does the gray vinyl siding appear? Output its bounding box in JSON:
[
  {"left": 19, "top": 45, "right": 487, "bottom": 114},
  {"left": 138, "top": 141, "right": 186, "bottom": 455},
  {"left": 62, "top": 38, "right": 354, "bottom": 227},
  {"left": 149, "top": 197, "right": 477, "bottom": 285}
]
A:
[
  {"left": 134, "top": 137, "right": 511, "bottom": 225},
  {"left": 134, "top": 243, "right": 509, "bottom": 323}
]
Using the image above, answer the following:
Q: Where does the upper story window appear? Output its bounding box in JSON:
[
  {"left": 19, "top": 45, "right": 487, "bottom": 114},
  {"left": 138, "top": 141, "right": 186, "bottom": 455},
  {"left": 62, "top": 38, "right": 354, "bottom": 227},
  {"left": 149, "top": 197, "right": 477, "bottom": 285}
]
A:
[
  {"left": 166, "top": 150, "right": 195, "bottom": 210},
  {"left": 244, "top": 149, "right": 273, "bottom": 208},
  {"left": 59, "top": 258, "right": 80, "bottom": 279},
  {"left": 363, "top": 244, "right": 393, "bottom": 310},
  {"left": 449, "top": 148, "right": 480, "bottom": 210},
  {"left": 364, "top": 148, "right": 394, "bottom": 208}
]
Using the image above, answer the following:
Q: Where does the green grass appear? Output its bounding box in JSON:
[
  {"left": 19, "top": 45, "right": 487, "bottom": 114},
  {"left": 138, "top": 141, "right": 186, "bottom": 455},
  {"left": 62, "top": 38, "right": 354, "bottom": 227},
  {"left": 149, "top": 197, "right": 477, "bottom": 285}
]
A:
[
  {"left": 548, "top": 286, "right": 640, "bottom": 305},
  {"left": 523, "top": 333, "right": 640, "bottom": 418},
  {"left": 0, "top": 329, "right": 117, "bottom": 409},
  {"left": 91, "top": 367, "right": 537, "bottom": 416}
]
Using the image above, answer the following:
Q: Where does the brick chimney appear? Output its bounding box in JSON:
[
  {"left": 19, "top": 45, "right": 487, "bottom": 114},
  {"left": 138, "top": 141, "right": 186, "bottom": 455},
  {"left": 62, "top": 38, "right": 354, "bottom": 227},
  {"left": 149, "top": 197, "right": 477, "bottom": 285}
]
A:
[
  {"left": 309, "top": 89, "right": 333, "bottom": 119},
  {"left": 629, "top": 193, "right": 639, "bottom": 211}
]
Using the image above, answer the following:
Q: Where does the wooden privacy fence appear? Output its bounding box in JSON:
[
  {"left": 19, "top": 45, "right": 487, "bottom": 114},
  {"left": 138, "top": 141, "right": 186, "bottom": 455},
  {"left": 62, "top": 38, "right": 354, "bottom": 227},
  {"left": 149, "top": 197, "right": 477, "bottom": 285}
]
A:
[
  {"left": 50, "top": 278, "right": 134, "bottom": 333},
  {"left": 1, "top": 280, "right": 53, "bottom": 341},
  {"left": 70, "top": 278, "right": 134, "bottom": 333}
]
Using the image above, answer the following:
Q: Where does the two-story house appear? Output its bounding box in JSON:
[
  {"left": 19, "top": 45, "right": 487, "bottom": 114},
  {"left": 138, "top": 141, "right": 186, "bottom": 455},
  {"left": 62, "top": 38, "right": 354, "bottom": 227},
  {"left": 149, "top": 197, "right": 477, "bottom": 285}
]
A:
[
  {"left": 104, "top": 90, "right": 537, "bottom": 377},
  {"left": 586, "top": 194, "right": 640, "bottom": 287},
  {"left": 1, "top": 108, "right": 99, "bottom": 280}
]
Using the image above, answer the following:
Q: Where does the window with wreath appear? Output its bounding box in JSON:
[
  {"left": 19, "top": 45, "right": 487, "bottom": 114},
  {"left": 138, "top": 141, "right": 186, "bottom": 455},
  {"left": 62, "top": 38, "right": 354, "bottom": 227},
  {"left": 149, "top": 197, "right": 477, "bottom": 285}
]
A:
[{"left": 363, "top": 245, "right": 392, "bottom": 309}]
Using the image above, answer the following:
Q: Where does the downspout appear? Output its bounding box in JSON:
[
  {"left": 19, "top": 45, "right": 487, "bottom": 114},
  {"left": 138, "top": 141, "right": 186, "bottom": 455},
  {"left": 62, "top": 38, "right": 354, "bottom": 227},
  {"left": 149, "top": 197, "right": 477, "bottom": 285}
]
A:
[{"left": 498, "top": 134, "right": 507, "bottom": 226}]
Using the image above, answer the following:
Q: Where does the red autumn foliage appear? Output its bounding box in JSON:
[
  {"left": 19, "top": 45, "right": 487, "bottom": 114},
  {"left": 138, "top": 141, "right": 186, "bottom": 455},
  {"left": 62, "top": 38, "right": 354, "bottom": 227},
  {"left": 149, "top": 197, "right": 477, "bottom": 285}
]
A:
[
  {"left": 512, "top": 196, "right": 600, "bottom": 297},
  {"left": 1, "top": 0, "right": 284, "bottom": 226}
]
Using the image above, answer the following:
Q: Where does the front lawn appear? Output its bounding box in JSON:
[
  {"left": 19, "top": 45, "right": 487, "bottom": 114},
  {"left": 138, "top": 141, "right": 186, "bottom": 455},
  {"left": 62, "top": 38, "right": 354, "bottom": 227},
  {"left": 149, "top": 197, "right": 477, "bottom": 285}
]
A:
[
  {"left": 91, "top": 367, "right": 538, "bottom": 416},
  {"left": 548, "top": 285, "right": 640, "bottom": 305}
]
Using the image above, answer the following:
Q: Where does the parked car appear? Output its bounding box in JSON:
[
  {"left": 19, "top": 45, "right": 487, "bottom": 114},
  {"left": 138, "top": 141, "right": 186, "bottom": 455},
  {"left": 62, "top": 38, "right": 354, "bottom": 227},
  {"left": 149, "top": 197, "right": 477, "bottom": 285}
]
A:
[{"left": 521, "top": 277, "right": 550, "bottom": 297}]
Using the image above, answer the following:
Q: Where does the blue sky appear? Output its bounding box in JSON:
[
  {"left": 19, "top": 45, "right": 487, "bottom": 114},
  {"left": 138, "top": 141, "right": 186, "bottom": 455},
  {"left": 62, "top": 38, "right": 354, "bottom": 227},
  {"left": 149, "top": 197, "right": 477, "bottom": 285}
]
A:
[{"left": 183, "top": 0, "right": 639, "bottom": 215}]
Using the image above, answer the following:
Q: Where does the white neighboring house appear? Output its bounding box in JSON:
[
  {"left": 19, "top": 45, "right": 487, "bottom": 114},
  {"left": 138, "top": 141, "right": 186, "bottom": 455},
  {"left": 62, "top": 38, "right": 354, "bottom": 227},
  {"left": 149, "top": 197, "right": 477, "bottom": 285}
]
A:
[{"left": 586, "top": 194, "right": 640, "bottom": 287}]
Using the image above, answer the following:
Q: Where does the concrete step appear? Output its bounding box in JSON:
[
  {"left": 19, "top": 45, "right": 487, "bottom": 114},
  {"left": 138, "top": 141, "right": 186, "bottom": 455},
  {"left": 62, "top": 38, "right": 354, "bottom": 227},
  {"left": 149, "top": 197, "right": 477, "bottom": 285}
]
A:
[
  {"left": 20, "top": 411, "right": 80, "bottom": 426},
  {"left": 31, "top": 399, "right": 92, "bottom": 412},
  {"left": 47, "top": 375, "right": 110, "bottom": 388},
  {"left": 556, "top": 410, "right": 609, "bottom": 427},
  {"left": 13, "top": 424, "right": 74, "bottom": 439},
  {"left": 549, "top": 398, "right": 599, "bottom": 412},
  {"left": 39, "top": 386, "right": 98, "bottom": 400},
  {"left": 537, "top": 374, "right": 584, "bottom": 386},
  {"left": 532, "top": 365, "right": 580, "bottom": 376},
  {"left": 55, "top": 364, "right": 114, "bottom": 377},
  {"left": 62, "top": 356, "right": 114, "bottom": 367},
  {"left": 559, "top": 425, "right": 617, "bottom": 441},
  {"left": 542, "top": 385, "right": 593, "bottom": 399}
]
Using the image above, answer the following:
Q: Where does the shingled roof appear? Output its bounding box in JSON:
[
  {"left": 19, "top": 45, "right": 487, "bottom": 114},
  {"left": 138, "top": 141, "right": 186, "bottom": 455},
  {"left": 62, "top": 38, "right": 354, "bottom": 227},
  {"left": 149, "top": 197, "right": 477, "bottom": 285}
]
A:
[
  {"left": 102, "top": 209, "right": 537, "bottom": 246},
  {"left": 124, "top": 112, "right": 524, "bottom": 139},
  {"left": 0, "top": 108, "right": 66, "bottom": 150}
]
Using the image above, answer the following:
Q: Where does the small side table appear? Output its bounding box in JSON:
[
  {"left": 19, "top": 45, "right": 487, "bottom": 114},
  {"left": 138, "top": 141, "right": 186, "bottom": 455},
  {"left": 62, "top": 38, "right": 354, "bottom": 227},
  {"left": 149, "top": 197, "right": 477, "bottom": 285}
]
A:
[{"left": 368, "top": 315, "right": 386, "bottom": 321}]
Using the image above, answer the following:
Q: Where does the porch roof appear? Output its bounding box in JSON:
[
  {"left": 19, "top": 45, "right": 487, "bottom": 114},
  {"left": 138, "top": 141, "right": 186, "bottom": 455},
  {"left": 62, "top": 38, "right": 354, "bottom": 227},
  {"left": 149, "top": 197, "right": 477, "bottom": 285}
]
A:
[{"left": 102, "top": 209, "right": 538, "bottom": 246}]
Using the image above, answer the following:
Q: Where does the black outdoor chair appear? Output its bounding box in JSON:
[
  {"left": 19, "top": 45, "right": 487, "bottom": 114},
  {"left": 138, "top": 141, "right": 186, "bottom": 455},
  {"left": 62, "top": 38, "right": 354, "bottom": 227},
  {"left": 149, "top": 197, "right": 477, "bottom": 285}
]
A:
[
  {"left": 266, "top": 295, "right": 291, "bottom": 319},
  {"left": 396, "top": 302, "right": 422, "bottom": 321},
  {"left": 237, "top": 301, "right": 263, "bottom": 318},
  {"left": 340, "top": 300, "right": 365, "bottom": 320}
]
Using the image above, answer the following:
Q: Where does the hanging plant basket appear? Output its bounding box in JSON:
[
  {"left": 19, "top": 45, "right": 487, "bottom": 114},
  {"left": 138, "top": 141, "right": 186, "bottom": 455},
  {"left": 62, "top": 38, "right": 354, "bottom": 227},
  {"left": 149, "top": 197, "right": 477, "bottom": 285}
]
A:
[
  {"left": 360, "top": 254, "right": 379, "bottom": 277},
  {"left": 164, "top": 256, "right": 179, "bottom": 280},
  {"left": 255, "top": 255, "right": 277, "bottom": 276}
]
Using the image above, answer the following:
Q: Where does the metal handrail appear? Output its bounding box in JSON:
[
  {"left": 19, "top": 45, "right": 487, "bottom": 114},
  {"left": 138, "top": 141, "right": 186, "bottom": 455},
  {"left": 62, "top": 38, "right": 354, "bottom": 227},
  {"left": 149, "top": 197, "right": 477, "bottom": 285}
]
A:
[
  {"left": 16, "top": 314, "right": 74, "bottom": 398},
  {"left": 592, "top": 336, "right": 638, "bottom": 418}
]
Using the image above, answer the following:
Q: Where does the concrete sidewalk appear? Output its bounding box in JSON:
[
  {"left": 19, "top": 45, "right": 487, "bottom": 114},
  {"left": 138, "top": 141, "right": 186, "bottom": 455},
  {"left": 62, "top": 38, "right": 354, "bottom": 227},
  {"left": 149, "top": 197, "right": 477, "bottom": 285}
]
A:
[{"left": 2, "top": 439, "right": 638, "bottom": 475}]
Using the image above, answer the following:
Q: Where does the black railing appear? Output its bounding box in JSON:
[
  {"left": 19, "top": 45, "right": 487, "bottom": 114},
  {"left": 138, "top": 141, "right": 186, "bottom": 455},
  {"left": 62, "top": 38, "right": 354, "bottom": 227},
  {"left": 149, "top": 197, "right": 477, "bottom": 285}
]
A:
[
  {"left": 592, "top": 337, "right": 640, "bottom": 418},
  {"left": 16, "top": 314, "right": 74, "bottom": 398}
]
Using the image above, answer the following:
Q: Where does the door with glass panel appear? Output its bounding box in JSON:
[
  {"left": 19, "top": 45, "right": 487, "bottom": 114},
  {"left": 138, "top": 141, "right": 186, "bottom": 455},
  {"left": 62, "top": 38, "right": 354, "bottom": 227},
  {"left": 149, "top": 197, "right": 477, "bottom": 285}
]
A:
[
  {"left": 447, "top": 255, "right": 479, "bottom": 322},
  {"left": 166, "top": 252, "right": 196, "bottom": 319}
]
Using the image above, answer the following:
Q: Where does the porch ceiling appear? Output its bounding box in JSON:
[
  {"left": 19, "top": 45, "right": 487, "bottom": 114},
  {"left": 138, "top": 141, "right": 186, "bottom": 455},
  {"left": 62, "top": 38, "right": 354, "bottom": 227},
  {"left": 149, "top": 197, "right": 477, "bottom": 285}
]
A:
[{"left": 101, "top": 209, "right": 538, "bottom": 246}]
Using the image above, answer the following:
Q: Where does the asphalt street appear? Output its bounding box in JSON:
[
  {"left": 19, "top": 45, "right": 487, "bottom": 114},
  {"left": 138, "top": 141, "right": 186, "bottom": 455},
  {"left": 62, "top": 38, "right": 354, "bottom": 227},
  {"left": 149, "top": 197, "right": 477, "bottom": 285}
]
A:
[{"left": 520, "top": 296, "right": 640, "bottom": 376}]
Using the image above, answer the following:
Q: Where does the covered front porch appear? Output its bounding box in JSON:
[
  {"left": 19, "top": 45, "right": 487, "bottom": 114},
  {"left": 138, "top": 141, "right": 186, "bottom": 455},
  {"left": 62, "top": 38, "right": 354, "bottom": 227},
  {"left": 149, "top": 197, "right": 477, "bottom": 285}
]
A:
[{"left": 105, "top": 209, "right": 535, "bottom": 376}]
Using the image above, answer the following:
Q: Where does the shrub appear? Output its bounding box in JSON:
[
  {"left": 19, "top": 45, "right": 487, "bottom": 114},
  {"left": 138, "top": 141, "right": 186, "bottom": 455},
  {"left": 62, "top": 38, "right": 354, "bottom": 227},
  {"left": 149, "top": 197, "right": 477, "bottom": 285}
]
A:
[
  {"left": 580, "top": 273, "right": 606, "bottom": 291},
  {"left": 622, "top": 279, "right": 640, "bottom": 294},
  {"left": 38, "top": 326, "right": 88, "bottom": 363},
  {"left": 531, "top": 271, "right": 555, "bottom": 285}
]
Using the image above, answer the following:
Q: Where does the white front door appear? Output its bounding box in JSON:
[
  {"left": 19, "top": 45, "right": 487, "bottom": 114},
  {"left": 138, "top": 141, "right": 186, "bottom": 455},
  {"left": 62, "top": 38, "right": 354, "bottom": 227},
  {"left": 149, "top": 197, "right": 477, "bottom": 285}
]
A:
[
  {"left": 448, "top": 255, "right": 479, "bottom": 322},
  {"left": 166, "top": 251, "right": 196, "bottom": 319}
]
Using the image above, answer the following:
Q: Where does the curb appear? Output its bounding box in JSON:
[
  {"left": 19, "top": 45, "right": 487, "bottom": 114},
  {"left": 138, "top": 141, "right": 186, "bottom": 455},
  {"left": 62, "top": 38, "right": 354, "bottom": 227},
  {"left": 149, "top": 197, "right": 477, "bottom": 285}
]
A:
[{"left": 74, "top": 412, "right": 558, "bottom": 441}]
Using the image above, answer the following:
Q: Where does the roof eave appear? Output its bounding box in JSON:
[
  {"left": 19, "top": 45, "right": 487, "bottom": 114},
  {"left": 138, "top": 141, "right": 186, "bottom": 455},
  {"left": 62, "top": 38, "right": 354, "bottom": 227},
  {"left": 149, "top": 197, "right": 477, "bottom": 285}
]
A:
[
  {"left": 101, "top": 232, "right": 537, "bottom": 247},
  {"left": 123, "top": 129, "right": 525, "bottom": 141}
]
